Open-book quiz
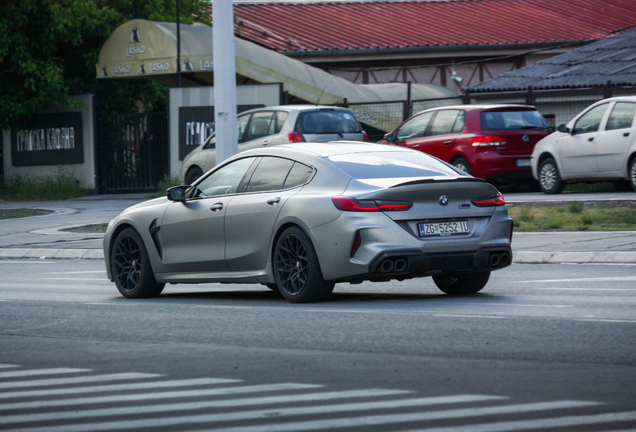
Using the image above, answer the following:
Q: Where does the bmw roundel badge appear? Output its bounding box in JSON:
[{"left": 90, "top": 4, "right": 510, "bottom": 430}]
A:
[{"left": 439, "top": 196, "right": 449, "bottom": 206}]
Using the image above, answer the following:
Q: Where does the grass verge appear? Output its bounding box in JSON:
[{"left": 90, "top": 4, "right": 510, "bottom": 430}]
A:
[
  {"left": 0, "top": 168, "right": 86, "bottom": 201},
  {"left": 0, "top": 209, "right": 54, "bottom": 220},
  {"left": 509, "top": 201, "right": 636, "bottom": 231}
]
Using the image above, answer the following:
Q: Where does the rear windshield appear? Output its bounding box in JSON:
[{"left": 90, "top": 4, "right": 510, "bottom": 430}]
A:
[
  {"left": 295, "top": 110, "right": 362, "bottom": 134},
  {"left": 327, "top": 151, "right": 464, "bottom": 180},
  {"left": 480, "top": 110, "right": 548, "bottom": 131}
]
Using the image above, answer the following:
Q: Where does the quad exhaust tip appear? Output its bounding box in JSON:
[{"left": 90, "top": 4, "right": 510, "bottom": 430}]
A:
[
  {"left": 378, "top": 258, "right": 408, "bottom": 273},
  {"left": 489, "top": 252, "right": 510, "bottom": 268}
]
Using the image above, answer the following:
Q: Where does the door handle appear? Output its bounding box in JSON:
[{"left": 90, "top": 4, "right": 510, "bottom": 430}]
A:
[
  {"left": 210, "top": 203, "right": 224, "bottom": 212},
  {"left": 267, "top": 197, "right": 281, "bottom": 206},
  {"left": 412, "top": 144, "right": 420, "bottom": 149},
  {"left": 443, "top": 140, "right": 453, "bottom": 145},
  {"left": 588, "top": 137, "right": 594, "bottom": 142},
  {"left": 624, "top": 132, "right": 630, "bottom": 137}
]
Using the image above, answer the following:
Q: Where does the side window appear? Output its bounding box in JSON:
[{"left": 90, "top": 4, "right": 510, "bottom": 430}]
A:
[
  {"left": 283, "top": 162, "right": 314, "bottom": 189},
  {"left": 245, "top": 157, "right": 295, "bottom": 193},
  {"left": 429, "top": 110, "right": 462, "bottom": 136},
  {"left": 192, "top": 157, "right": 256, "bottom": 198},
  {"left": 245, "top": 111, "right": 275, "bottom": 141},
  {"left": 395, "top": 111, "right": 434, "bottom": 141},
  {"left": 572, "top": 104, "right": 608, "bottom": 135},
  {"left": 452, "top": 110, "right": 466, "bottom": 133},
  {"left": 606, "top": 102, "right": 636, "bottom": 131},
  {"left": 237, "top": 113, "right": 251, "bottom": 143},
  {"left": 272, "top": 111, "right": 289, "bottom": 134}
]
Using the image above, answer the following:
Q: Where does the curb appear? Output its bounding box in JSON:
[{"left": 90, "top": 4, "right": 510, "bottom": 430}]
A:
[{"left": 2, "top": 248, "right": 636, "bottom": 264}]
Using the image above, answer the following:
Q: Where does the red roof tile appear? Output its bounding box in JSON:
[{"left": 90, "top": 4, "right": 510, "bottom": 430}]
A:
[{"left": 231, "top": 0, "right": 636, "bottom": 53}]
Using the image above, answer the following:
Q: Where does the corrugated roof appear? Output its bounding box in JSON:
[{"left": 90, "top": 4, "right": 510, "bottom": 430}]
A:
[
  {"left": 466, "top": 26, "right": 636, "bottom": 91},
  {"left": 231, "top": 0, "right": 636, "bottom": 53}
]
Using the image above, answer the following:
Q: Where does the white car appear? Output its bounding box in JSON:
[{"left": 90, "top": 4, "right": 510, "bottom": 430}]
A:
[
  {"left": 531, "top": 96, "right": 636, "bottom": 193},
  {"left": 180, "top": 105, "right": 367, "bottom": 184}
]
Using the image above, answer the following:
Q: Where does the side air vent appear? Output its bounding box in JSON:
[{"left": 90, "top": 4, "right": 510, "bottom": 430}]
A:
[{"left": 149, "top": 219, "right": 162, "bottom": 260}]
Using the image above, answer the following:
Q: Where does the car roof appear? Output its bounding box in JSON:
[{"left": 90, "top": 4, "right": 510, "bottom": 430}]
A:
[
  {"left": 415, "top": 104, "right": 538, "bottom": 113},
  {"left": 234, "top": 142, "right": 410, "bottom": 160},
  {"left": 240, "top": 105, "right": 353, "bottom": 114}
]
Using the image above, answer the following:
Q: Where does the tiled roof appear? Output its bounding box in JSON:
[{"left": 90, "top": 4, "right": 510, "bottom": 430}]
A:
[
  {"left": 232, "top": 0, "right": 636, "bottom": 53},
  {"left": 466, "top": 26, "right": 636, "bottom": 91}
]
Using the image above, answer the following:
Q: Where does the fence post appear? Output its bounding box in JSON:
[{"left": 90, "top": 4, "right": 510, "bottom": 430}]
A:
[
  {"left": 604, "top": 80, "right": 613, "bottom": 99},
  {"left": 462, "top": 90, "right": 471, "bottom": 105},
  {"left": 525, "top": 86, "right": 535, "bottom": 106},
  {"left": 404, "top": 81, "right": 412, "bottom": 120}
]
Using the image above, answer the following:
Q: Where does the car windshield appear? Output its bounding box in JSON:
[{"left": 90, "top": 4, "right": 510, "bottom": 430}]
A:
[
  {"left": 480, "top": 110, "right": 548, "bottom": 131},
  {"left": 296, "top": 110, "right": 361, "bottom": 134},
  {"left": 327, "top": 151, "right": 464, "bottom": 179}
]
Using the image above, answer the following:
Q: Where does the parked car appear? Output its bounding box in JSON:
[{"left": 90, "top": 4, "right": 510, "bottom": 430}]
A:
[
  {"left": 105, "top": 142, "right": 513, "bottom": 303},
  {"left": 380, "top": 105, "right": 551, "bottom": 184},
  {"left": 180, "top": 105, "right": 368, "bottom": 184},
  {"left": 532, "top": 96, "right": 636, "bottom": 193}
]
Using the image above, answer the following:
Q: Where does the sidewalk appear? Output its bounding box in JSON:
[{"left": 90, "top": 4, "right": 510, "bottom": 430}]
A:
[{"left": 1, "top": 193, "right": 636, "bottom": 264}]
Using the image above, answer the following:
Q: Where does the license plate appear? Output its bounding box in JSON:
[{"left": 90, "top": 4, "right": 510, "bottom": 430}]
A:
[
  {"left": 418, "top": 220, "right": 469, "bottom": 237},
  {"left": 516, "top": 158, "right": 531, "bottom": 167}
]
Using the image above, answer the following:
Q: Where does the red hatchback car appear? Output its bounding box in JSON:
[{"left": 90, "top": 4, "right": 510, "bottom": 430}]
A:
[{"left": 380, "top": 105, "right": 552, "bottom": 183}]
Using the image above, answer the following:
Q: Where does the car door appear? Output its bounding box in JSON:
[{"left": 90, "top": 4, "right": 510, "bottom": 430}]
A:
[
  {"left": 224, "top": 157, "right": 313, "bottom": 271},
  {"left": 392, "top": 111, "right": 435, "bottom": 152},
  {"left": 560, "top": 103, "right": 609, "bottom": 175},
  {"left": 596, "top": 101, "right": 636, "bottom": 173},
  {"left": 414, "top": 109, "right": 465, "bottom": 161},
  {"left": 161, "top": 157, "right": 257, "bottom": 273}
]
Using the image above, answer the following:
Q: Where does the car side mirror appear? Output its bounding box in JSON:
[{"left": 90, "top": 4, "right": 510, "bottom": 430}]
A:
[
  {"left": 384, "top": 132, "right": 395, "bottom": 142},
  {"left": 167, "top": 185, "right": 188, "bottom": 202},
  {"left": 557, "top": 124, "right": 570, "bottom": 134}
]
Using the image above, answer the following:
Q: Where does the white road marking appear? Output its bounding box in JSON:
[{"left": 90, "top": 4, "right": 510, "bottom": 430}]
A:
[
  {"left": 577, "top": 318, "right": 636, "bottom": 324},
  {"left": 402, "top": 410, "right": 636, "bottom": 432},
  {"left": 43, "top": 271, "right": 106, "bottom": 274},
  {"left": 533, "top": 287, "right": 636, "bottom": 291},
  {"left": 516, "top": 276, "right": 636, "bottom": 283},
  {"left": 42, "top": 278, "right": 107, "bottom": 281},
  {"left": 433, "top": 314, "right": 506, "bottom": 319},
  {"left": 0, "top": 368, "right": 91, "bottom": 379},
  {"left": 8, "top": 395, "right": 520, "bottom": 432},
  {"left": 0, "top": 365, "right": 18, "bottom": 369},
  {"left": 0, "top": 374, "right": 242, "bottom": 404},
  {"left": 0, "top": 389, "right": 421, "bottom": 424},
  {"left": 0, "top": 372, "right": 161, "bottom": 391}
]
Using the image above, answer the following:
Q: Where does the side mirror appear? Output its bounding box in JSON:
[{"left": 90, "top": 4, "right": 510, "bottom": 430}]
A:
[
  {"left": 384, "top": 132, "right": 395, "bottom": 142},
  {"left": 557, "top": 124, "right": 570, "bottom": 134},
  {"left": 167, "top": 185, "right": 188, "bottom": 202}
]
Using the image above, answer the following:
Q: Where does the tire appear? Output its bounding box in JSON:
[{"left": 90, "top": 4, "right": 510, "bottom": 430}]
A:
[
  {"left": 538, "top": 158, "right": 565, "bottom": 194},
  {"left": 452, "top": 157, "right": 472, "bottom": 175},
  {"left": 433, "top": 270, "right": 491, "bottom": 295},
  {"left": 273, "top": 226, "right": 335, "bottom": 303},
  {"left": 111, "top": 228, "right": 164, "bottom": 299},
  {"left": 185, "top": 167, "right": 203, "bottom": 185},
  {"left": 629, "top": 157, "right": 636, "bottom": 192}
]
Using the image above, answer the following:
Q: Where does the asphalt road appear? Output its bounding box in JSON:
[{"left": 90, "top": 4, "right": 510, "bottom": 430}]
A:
[{"left": 0, "top": 258, "right": 635, "bottom": 431}]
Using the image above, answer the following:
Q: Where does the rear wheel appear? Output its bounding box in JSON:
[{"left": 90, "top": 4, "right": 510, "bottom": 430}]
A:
[
  {"left": 111, "top": 228, "right": 164, "bottom": 299},
  {"left": 433, "top": 270, "right": 491, "bottom": 295},
  {"left": 538, "top": 158, "right": 565, "bottom": 194},
  {"left": 273, "top": 226, "right": 334, "bottom": 303},
  {"left": 452, "top": 157, "right": 472, "bottom": 175}
]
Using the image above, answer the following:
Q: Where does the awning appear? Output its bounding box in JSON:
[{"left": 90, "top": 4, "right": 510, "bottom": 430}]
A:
[{"left": 97, "top": 20, "right": 458, "bottom": 131}]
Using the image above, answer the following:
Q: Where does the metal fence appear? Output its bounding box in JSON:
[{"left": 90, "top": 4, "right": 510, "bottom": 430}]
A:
[{"left": 96, "top": 112, "right": 169, "bottom": 193}]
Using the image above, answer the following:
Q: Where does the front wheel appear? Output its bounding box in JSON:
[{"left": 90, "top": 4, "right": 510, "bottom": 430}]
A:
[
  {"left": 538, "top": 158, "right": 565, "bottom": 194},
  {"left": 185, "top": 167, "right": 203, "bottom": 185},
  {"left": 629, "top": 157, "right": 636, "bottom": 192},
  {"left": 273, "top": 226, "right": 334, "bottom": 303},
  {"left": 111, "top": 228, "right": 164, "bottom": 299},
  {"left": 433, "top": 270, "right": 491, "bottom": 295}
]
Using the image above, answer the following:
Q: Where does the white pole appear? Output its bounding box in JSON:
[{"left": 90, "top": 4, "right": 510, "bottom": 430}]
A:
[{"left": 213, "top": 0, "right": 238, "bottom": 164}]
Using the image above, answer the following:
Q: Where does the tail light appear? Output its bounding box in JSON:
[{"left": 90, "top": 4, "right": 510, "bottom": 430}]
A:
[
  {"left": 362, "top": 131, "right": 369, "bottom": 142},
  {"left": 471, "top": 135, "right": 506, "bottom": 146},
  {"left": 471, "top": 192, "right": 505, "bottom": 207},
  {"left": 288, "top": 131, "right": 306, "bottom": 143},
  {"left": 333, "top": 196, "right": 412, "bottom": 212}
]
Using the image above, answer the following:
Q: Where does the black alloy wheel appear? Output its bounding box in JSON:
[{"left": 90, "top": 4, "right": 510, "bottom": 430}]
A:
[
  {"left": 274, "top": 226, "right": 334, "bottom": 303},
  {"left": 185, "top": 167, "right": 204, "bottom": 185},
  {"left": 433, "top": 270, "right": 491, "bottom": 295},
  {"left": 111, "top": 228, "right": 164, "bottom": 298}
]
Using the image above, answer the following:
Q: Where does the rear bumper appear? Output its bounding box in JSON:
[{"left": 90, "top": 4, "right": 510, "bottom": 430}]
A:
[
  {"left": 337, "top": 246, "right": 512, "bottom": 283},
  {"left": 470, "top": 151, "right": 533, "bottom": 182}
]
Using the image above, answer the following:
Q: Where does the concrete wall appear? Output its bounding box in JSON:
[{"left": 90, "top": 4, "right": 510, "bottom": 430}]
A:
[{"left": 2, "top": 94, "right": 96, "bottom": 191}]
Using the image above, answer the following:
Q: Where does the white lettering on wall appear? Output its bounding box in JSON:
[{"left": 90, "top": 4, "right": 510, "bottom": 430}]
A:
[
  {"left": 126, "top": 45, "right": 146, "bottom": 57},
  {"left": 16, "top": 128, "right": 75, "bottom": 152},
  {"left": 186, "top": 122, "right": 214, "bottom": 146}
]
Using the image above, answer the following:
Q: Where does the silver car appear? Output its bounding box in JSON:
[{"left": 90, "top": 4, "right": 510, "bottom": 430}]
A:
[
  {"left": 180, "top": 105, "right": 368, "bottom": 184},
  {"left": 105, "top": 142, "right": 513, "bottom": 303}
]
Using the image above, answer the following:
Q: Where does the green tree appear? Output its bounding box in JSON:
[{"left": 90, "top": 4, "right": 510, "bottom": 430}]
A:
[{"left": 0, "top": 0, "right": 209, "bottom": 130}]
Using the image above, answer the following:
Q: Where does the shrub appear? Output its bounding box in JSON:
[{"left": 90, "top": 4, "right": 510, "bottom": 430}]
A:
[{"left": 0, "top": 168, "right": 86, "bottom": 201}]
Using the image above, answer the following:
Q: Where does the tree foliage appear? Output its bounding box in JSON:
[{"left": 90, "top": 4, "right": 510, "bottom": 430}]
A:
[{"left": 0, "top": 0, "right": 209, "bottom": 130}]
